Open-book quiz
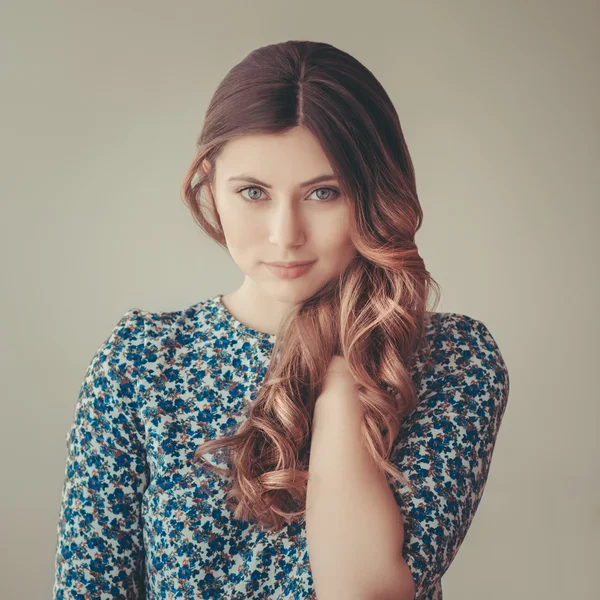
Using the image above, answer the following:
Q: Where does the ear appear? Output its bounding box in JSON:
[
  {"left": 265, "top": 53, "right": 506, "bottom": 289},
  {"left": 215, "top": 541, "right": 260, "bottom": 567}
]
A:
[{"left": 200, "top": 159, "right": 216, "bottom": 198}]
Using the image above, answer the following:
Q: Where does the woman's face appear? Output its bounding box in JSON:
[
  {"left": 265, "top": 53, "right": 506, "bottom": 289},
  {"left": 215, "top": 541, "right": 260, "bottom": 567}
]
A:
[{"left": 204, "top": 126, "right": 357, "bottom": 308}]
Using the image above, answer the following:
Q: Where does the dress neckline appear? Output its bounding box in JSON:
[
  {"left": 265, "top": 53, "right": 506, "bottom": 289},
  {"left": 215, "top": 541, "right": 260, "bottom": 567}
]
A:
[{"left": 212, "top": 294, "right": 277, "bottom": 343}]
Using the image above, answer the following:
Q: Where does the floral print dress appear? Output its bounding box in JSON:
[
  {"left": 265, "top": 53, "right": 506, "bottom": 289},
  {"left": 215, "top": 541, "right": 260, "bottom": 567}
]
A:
[{"left": 53, "top": 294, "right": 510, "bottom": 599}]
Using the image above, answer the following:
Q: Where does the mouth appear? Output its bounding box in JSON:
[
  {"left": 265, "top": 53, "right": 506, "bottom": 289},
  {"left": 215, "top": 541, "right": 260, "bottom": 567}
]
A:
[
  {"left": 264, "top": 261, "right": 316, "bottom": 279},
  {"left": 265, "top": 261, "right": 314, "bottom": 267}
]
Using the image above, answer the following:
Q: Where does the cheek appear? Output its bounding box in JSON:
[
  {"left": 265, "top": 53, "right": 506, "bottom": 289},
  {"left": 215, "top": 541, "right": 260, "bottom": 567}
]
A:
[
  {"left": 319, "top": 226, "right": 354, "bottom": 255},
  {"left": 331, "top": 234, "right": 357, "bottom": 269},
  {"left": 220, "top": 220, "right": 264, "bottom": 268},
  {"left": 219, "top": 210, "right": 259, "bottom": 244}
]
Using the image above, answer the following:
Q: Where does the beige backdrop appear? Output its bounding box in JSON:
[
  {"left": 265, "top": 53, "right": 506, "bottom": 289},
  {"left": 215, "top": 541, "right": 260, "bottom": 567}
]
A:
[{"left": 1, "top": 1, "right": 598, "bottom": 598}]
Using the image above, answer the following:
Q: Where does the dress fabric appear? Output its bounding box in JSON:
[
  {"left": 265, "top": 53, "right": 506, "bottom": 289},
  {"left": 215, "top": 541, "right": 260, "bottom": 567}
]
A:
[{"left": 53, "top": 294, "right": 510, "bottom": 599}]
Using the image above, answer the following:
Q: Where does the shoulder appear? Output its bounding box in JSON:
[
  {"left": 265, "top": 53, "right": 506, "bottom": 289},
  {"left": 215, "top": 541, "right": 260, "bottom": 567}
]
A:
[
  {"left": 110, "top": 297, "right": 213, "bottom": 348},
  {"left": 114, "top": 298, "right": 226, "bottom": 376},
  {"left": 70, "top": 309, "right": 149, "bottom": 453},
  {"left": 78, "top": 309, "right": 148, "bottom": 416},
  {"left": 413, "top": 311, "right": 510, "bottom": 409},
  {"left": 422, "top": 311, "right": 507, "bottom": 367},
  {"left": 90, "top": 308, "right": 147, "bottom": 377}
]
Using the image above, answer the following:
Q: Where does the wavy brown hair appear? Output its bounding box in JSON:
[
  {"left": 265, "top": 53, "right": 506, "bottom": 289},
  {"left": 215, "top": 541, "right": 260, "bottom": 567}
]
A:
[{"left": 180, "top": 40, "right": 441, "bottom": 532}]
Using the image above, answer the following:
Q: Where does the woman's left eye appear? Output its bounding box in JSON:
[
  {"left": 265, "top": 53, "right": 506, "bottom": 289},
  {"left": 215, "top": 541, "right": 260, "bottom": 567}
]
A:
[
  {"left": 309, "top": 187, "right": 340, "bottom": 202},
  {"left": 237, "top": 186, "right": 340, "bottom": 203}
]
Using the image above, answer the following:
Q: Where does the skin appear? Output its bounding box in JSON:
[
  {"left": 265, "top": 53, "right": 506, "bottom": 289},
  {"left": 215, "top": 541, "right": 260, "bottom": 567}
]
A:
[{"left": 202, "top": 126, "right": 358, "bottom": 336}]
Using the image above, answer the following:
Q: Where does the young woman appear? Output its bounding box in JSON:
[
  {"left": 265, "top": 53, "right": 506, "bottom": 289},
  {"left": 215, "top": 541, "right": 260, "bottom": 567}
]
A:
[{"left": 53, "top": 40, "right": 510, "bottom": 600}]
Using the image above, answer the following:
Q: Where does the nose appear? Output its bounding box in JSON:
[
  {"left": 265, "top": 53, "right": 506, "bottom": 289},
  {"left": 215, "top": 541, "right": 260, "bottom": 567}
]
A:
[{"left": 268, "top": 202, "right": 306, "bottom": 248}]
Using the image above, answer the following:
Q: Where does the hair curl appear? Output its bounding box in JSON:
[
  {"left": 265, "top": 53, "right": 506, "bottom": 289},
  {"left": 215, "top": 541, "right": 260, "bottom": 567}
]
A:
[{"left": 180, "top": 40, "right": 441, "bottom": 531}]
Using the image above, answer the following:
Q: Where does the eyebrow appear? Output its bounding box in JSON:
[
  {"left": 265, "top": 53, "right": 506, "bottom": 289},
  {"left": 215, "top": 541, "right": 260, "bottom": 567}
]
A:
[{"left": 226, "top": 173, "right": 338, "bottom": 188}]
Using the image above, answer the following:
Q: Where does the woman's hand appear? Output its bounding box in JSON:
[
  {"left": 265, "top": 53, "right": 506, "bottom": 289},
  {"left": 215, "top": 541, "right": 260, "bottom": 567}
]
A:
[{"left": 318, "top": 355, "right": 360, "bottom": 403}]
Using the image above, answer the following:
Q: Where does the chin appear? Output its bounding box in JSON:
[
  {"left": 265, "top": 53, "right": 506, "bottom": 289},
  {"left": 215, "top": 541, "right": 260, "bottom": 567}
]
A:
[
  {"left": 268, "top": 278, "right": 329, "bottom": 303},
  {"left": 266, "top": 286, "right": 308, "bottom": 303}
]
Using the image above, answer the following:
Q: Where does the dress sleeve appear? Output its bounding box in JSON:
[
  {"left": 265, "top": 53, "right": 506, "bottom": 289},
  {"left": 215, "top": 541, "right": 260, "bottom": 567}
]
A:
[
  {"left": 389, "top": 314, "right": 510, "bottom": 600},
  {"left": 53, "top": 309, "right": 150, "bottom": 600}
]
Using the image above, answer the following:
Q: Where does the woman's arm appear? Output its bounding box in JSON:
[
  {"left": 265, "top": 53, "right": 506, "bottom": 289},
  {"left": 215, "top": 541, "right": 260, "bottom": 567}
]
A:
[
  {"left": 53, "top": 310, "right": 149, "bottom": 600},
  {"left": 306, "top": 358, "right": 416, "bottom": 600},
  {"left": 389, "top": 314, "right": 510, "bottom": 598}
]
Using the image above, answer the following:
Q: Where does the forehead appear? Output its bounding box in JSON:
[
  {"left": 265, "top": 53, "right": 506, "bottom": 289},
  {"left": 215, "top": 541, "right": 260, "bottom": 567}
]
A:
[{"left": 215, "top": 129, "right": 334, "bottom": 182}]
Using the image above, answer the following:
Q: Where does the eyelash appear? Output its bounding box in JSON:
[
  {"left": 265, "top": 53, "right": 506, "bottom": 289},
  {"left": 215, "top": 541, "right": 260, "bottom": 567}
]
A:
[{"left": 236, "top": 186, "right": 341, "bottom": 203}]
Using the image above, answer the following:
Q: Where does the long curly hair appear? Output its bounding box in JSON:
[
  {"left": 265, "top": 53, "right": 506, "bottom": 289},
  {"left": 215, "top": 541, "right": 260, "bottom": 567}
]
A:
[{"left": 180, "top": 40, "right": 441, "bottom": 532}]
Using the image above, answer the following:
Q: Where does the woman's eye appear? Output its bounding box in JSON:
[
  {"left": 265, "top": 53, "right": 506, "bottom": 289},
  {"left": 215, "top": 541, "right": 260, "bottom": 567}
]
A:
[
  {"left": 239, "top": 186, "right": 265, "bottom": 202},
  {"left": 238, "top": 186, "right": 340, "bottom": 203},
  {"left": 309, "top": 187, "right": 340, "bottom": 202}
]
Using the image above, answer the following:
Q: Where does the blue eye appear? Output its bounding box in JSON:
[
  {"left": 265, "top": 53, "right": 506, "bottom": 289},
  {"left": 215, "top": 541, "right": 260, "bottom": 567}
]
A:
[{"left": 237, "top": 186, "right": 340, "bottom": 203}]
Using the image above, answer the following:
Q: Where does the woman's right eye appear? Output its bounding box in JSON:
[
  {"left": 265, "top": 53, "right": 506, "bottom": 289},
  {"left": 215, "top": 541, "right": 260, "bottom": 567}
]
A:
[{"left": 238, "top": 186, "right": 264, "bottom": 202}]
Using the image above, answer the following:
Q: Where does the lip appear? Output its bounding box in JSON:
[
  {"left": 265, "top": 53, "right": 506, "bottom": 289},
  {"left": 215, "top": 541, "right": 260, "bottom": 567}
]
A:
[
  {"left": 265, "top": 261, "right": 314, "bottom": 267},
  {"left": 264, "top": 261, "right": 315, "bottom": 279}
]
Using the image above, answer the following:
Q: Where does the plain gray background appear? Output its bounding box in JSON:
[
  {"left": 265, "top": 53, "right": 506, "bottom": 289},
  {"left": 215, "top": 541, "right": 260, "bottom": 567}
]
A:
[{"left": 1, "top": 1, "right": 598, "bottom": 598}]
